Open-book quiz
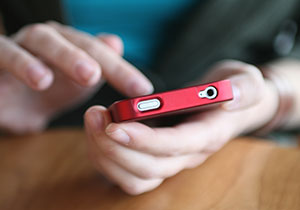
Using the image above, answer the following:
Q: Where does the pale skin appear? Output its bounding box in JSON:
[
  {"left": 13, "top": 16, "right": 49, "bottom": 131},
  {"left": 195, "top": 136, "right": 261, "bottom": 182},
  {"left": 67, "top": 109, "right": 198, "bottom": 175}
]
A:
[
  {"left": 0, "top": 21, "right": 153, "bottom": 133},
  {"left": 1, "top": 20, "right": 300, "bottom": 195}
]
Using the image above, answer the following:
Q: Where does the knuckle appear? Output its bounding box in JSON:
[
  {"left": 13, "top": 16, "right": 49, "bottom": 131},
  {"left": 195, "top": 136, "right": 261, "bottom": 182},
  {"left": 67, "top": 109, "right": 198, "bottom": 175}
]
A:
[
  {"left": 101, "top": 143, "right": 117, "bottom": 158},
  {"left": 73, "top": 50, "right": 89, "bottom": 61},
  {"left": 165, "top": 150, "right": 181, "bottom": 157},
  {"left": 127, "top": 137, "right": 143, "bottom": 150},
  {"left": 137, "top": 157, "right": 164, "bottom": 179},
  {"left": 110, "top": 61, "right": 126, "bottom": 75},
  {"left": 7, "top": 50, "right": 23, "bottom": 65},
  {"left": 185, "top": 156, "right": 206, "bottom": 169},
  {"left": 138, "top": 166, "right": 159, "bottom": 179},
  {"left": 84, "top": 42, "right": 99, "bottom": 55},
  {"left": 27, "top": 24, "right": 52, "bottom": 35},
  {"left": 56, "top": 46, "right": 86, "bottom": 63},
  {"left": 0, "top": 37, "right": 34, "bottom": 73},
  {"left": 8, "top": 52, "right": 32, "bottom": 74},
  {"left": 46, "top": 20, "right": 59, "bottom": 26},
  {"left": 72, "top": 35, "right": 99, "bottom": 57},
  {"left": 54, "top": 46, "right": 75, "bottom": 62},
  {"left": 129, "top": 125, "right": 156, "bottom": 151},
  {"left": 122, "top": 181, "right": 147, "bottom": 195},
  {"left": 164, "top": 148, "right": 182, "bottom": 157},
  {"left": 20, "top": 24, "right": 54, "bottom": 44},
  {"left": 243, "top": 64, "right": 264, "bottom": 80}
]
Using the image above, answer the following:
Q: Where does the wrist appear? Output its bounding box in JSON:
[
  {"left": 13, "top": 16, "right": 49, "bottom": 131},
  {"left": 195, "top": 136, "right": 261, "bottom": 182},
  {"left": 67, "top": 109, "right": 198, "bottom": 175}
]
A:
[
  {"left": 255, "top": 79, "right": 280, "bottom": 130},
  {"left": 252, "top": 68, "right": 294, "bottom": 135},
  {"left": 226, "top": 77, "right": 279, "bottom": 137}
]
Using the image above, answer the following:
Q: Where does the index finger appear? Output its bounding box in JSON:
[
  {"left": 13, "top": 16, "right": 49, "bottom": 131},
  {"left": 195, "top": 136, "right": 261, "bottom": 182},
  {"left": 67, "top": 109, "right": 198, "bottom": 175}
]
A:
[{"left": 48, "top": 22, "right": 153, "bottom": 97}]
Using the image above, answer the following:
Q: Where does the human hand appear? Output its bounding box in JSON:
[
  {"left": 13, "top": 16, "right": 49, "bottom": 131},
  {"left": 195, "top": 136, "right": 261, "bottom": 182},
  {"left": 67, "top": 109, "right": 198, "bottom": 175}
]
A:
[
  {"left": 0, "top": 22, "right": 153, "bottom": 134},
  {"left": 84, "top": 60, "right": 279, "bottom": 195}
]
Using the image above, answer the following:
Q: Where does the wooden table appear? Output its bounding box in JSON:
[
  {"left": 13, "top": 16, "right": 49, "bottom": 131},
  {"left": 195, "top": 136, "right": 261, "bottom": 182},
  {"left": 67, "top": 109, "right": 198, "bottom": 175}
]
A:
[{"left": 0, "top": 129, "right": 300, "bottom": 210}]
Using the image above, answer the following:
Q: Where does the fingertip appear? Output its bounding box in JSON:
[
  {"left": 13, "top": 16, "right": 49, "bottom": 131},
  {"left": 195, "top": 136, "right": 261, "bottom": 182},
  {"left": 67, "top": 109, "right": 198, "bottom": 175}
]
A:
[
  {"left": 105, "top": 123, "right": 131, "bottom": 145},
  {"left": 85, "top": 105, "right": 108, "bottom": 117},
  {"left": 126, "top": 79, "right": 154, "bottom": 97},
  {"left": 85, "top": 106, "right": 109, "bottom": 132},
  {"left": 38, "top": 71, "right": 54, "bottom": 90},
  {"left": 86, "top": 64, "right": 102, "bottom": 87},
  {"left": 74, "top": 60, "right": 102, "bottom": 87},
  {"left": 105, "top": 122, "right": 146, "bottom": 145},
  {"left": 222, "top": 84, "right": 241, "bottom": 110},
  {"left": 143, "top": 82, "right": 154, "bottom": 95},
  {"left": 26, "top": 64, "right": 54, "bottom": 91}
]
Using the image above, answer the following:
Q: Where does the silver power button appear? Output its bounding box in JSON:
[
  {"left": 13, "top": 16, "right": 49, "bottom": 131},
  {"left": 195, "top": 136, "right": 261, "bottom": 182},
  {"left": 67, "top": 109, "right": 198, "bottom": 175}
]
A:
[{"left": 137, "top": 99, "right": 161, "bottom": 112}]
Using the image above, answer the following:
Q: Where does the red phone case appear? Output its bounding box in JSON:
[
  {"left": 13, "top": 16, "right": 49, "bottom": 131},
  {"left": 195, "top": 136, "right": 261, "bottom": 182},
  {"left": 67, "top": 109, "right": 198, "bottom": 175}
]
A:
[{"left": 109, "top": 80, "right": 233, "bottom": 122}]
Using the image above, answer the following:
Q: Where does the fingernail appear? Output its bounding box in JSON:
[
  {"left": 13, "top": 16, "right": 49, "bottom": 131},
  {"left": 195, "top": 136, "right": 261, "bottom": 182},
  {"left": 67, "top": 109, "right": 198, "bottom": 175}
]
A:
[
  {"left": 75, "top": 60, "right": 96, "bottom": 83},
  {"left": 223, "top": 84, "right": 241, "bottom": 110},
  {"left": 37, "top": 73, "right": 53, "bottom": 90},
  {"left": 106, "top": 124, "right": 130, "bottom": 144},
  {"left": 87, "top": 110, "right": 105, "bottom": 131},
  {"left": 27, "top": 64, "right": 52, "bottom": 89},
  {"left": 128, "top": 80, "right": 154, "bottom": 96}
]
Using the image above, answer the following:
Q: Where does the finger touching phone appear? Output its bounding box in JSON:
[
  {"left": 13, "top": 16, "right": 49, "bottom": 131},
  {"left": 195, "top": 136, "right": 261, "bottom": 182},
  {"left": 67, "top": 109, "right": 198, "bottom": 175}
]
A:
[{"left": 109, "top": 80, "right": 233, "bottom": 122}]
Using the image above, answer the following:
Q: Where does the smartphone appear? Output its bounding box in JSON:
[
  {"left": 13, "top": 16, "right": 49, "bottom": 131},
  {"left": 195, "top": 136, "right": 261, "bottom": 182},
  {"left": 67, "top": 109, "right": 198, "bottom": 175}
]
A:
[{"left": 109, "top": 80, "right": 233, "bottom": 123}]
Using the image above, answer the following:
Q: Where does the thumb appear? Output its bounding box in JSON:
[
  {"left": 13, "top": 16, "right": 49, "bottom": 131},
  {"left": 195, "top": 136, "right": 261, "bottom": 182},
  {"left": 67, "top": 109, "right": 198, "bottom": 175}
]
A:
[
  {"left": 96, "top": 34, "right": 124, "bottom": 56},
  {"left": 222, "top": 73, "right": 263, "bottom": 110},
  {"left": 204, "top": 60, "right": 265, "bottom": 111}
]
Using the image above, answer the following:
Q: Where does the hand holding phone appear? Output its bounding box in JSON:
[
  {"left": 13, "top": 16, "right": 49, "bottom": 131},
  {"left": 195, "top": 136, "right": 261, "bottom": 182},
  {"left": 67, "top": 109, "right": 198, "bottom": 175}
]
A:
[
  {"left": 109, "top": 79, "right": 233, "bottom": 122},
  {"left": 85, "top": 60, "right": 270, "bottom": 195}
]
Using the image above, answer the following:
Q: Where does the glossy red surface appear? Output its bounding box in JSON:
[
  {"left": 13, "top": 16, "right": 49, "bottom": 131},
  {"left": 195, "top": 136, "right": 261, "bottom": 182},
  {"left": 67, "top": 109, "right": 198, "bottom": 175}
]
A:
[{"left": 109, "top": 80, "right": 233, "bottom": 122}]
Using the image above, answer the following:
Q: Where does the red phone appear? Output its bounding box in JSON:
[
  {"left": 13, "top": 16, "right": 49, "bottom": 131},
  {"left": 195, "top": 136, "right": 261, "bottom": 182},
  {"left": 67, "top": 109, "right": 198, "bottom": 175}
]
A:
[{"left": 109, "top": 80, "right": 233, "bottom": 123}]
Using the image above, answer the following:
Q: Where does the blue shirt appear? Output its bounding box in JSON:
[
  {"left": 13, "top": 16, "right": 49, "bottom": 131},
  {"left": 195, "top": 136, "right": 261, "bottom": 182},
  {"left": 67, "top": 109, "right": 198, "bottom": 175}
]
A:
[{"left": 62, "top": 0, "right": 195, "bottom": 70}]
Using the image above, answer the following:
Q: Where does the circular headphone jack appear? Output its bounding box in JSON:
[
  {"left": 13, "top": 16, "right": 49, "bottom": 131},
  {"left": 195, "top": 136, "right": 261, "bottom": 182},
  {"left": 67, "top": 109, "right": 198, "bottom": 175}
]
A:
[{"left": 198, "top": 86, "right": 218, "bottom": 99}]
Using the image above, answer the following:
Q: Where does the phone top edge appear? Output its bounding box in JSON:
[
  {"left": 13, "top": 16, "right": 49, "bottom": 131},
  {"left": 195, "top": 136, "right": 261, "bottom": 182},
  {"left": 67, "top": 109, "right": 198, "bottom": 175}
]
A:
[
  {"left": 109, "top": 79, "right": 233, "bottom": 122},
  {"left": 111, "top": 79, "right": 232, "bottom": 105}
]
